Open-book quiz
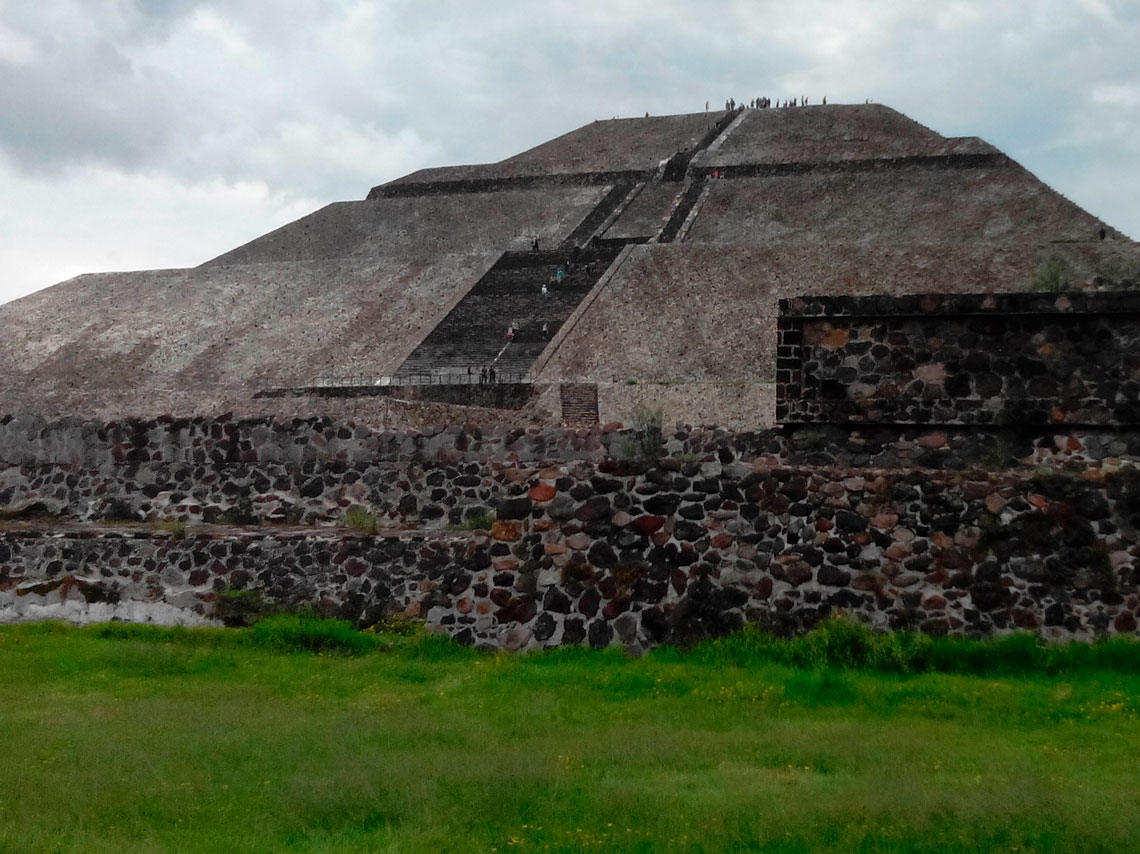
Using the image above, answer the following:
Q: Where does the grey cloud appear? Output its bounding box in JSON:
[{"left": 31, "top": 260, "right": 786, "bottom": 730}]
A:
[
  {"left": 0, "top": 0, "right": 1137, "bottom": 231},
  {"left": 135, "top": 0, "right": 198, "bottom": 20},
  {"left": 0, "top": 42, "right": 184, "bottom": 174}
]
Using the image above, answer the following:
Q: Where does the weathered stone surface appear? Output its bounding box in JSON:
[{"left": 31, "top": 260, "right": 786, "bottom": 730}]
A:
[
  {"left": 550, "top": 618, "right": 579, "bottom": 647},
  {"left": 497, "top": 497, "right": 533, "bottom": 520},
  {"left": 3, "top": 416, "right": 1140, "bottom": 650},
  {"left": 631, "top": 515, "right": 666, "bottom": 535},
  {"left": 783, "top": 294, "right": 1140, "bottom": 429},
  {"left": 529, "top": 483, "right": 557, "bottom": 502},
  {"left": 491, "top": 521, "right": 522, "bottom": 541},
  {"left": 588, "top": 619, "right": 614, "bottom": 648},
  {"left": 817, "top": 565, "right": 851, "bottom": 587},
  {"left": 496, "top": 596, "right": 537, "bottom": 625},
  {"left": 542, "top": 586, "right": 572, "bottom": 613},
  {"left": 565, "top": 533, "right": 591, "bottom": 550}
]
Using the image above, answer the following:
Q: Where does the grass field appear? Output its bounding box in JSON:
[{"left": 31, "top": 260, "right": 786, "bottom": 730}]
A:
[{"left": 1, "top": 619, "right": 1139, "bottom": 853}]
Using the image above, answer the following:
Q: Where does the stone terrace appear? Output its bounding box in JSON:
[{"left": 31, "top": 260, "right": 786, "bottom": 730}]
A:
[
  {"left": 0, "top": 255, "right": 497, "bottom": 418},
  {"left": 381, "top": 111, "right": 730, "bottom": 189},
  {"left": 686, "top": 164, "right": 1120, "bottom": 245},
  {"left": 534, "top": 241, "right": 1140, "bottom": 425},
  {"left": 205, "top": 186, "right": 610, "bottom": 266},
  {"left": 397, "top": 248, "right": 622, "bottom": 379},
  {"left": 537, "top": 241, "right": 1126, "bottom": 383},
  {"left": 692, "top": 103, "right": 990, "bottom": 168},
  {"left": 7, "top": 417, "right": 1140, "bottom": 644},
  {"left": 499, "top": 111, "right": 727, "bottom": 172}
]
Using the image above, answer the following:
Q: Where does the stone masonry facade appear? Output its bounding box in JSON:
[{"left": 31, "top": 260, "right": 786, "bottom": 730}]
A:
[
  {"left": 4, "top": 416, "right": 1140, "bottom": 648},
  {"left": 777, "top": 292, "right": 1140, "bottom": 427}
]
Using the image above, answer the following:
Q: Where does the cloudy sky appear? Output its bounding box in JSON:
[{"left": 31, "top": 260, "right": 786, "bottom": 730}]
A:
[{"left": 0, "top": 0, "right": 1137, "bottom": 303}]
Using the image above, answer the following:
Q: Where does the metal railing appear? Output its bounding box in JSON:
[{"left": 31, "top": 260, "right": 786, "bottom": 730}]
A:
[{"left": 313, "top": 370, "right": 536, "bottom": 388}]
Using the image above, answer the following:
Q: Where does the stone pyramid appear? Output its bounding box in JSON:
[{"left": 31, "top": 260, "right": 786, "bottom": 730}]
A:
[{"left": 1, "top": 103, "right": 1135, "bottom": 427}]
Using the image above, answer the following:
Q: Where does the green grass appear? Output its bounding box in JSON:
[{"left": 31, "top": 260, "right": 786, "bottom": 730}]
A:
[
  {"left": 1, "top": 620, "right": 1139, "bottom": 853},
  {"left": 251, "top": 613, "right": 383, "bottom": 654},
  {"left": 675, "top": 618, "right": 1140, "bottom": 676},
  {"left": 449, "top": 510, "right": 497, "bottom": 531},
  {"left": 344, "top": 506, "right": 380, "bottom": 534},
  {"left": 155, "top": 517, "right": 187, "bottom": 538}
]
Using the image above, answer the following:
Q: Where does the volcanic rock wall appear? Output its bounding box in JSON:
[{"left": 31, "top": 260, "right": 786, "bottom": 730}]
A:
[
  {"left": 4, "top": 416, "right": 1140, "bottom": 647},
  {"left": 777, "top": 292, "right": 1140, "bottom": 426}
]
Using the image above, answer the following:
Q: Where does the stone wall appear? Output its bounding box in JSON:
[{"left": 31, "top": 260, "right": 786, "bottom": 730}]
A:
[
  {"left": 692, "top": 151, "right": 1010, "bottom": 180},
  {"left": 4, "top": 456, "right": 1140, "bottom": 648},
  {"left": 777, "top": 292, "right": 1140, "bottom": 426},
  {"left": 4, "top": 416, "right": 1140, "bottom": 648},
  {"left": 5, "top": 416, "right": 1140, "bottom": 528},
  {"left": 0, "top": 528, "right": 474, "bottom": 630},
  {"left": 597, "top": 382, "right": 776, "bottom": 433},
  {"left": 0, "top": 415, "right": 618, "bottom": 469}
]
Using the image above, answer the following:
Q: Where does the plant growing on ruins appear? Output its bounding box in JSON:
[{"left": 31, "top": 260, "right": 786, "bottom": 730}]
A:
[
  {"left": 0, "top": 503, "right": 58, "bottom": 523},
  {"left": 344, "top": 506, "right": 380, "bottom": 534},
  {"left": 1088, "top": 540, "right": 1118, "bottom": 592},
  {"left": 1030, "top": 255, "right": 1075, "bottom": 293},
  {"left": 214, "top": 588, "right": 269, "bottom": 627},
  {"left": 559, "top": 554, "right": 597, "bottom": 595},
  {"left": 215, "top": 495, "right": 258, "bottom": 526},
  {"left": 454, "top": 510, "right": 496, "bottom": 531},
  {"left": 104, "top": 499, "right": 137, "bottom": 523},
  {"left": 620, "top": 404, "right": 664, "bottom": 466},
  {"left": 969, "top": 435, "right": 1018, "bottom": 470},
  {"left": 610, "top": 561, "right": 648, "bottom": 593},
  {"left": 1106, "top": 467, "right": 1140, "bottom": 532},
  {"left": 156, "top": 518, "right": 187, "bottom": 539},
  {"left": 365, "top": 612, "right": 423, "bottom": 637}
]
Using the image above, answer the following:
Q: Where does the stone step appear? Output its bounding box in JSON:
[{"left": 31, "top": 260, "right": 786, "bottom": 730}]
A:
[
  {"left": 560, "top": 383, "right": 599, "bottom": 424},
  {"left": 396, "top": 244, "right": 622, "bottom": 381}
]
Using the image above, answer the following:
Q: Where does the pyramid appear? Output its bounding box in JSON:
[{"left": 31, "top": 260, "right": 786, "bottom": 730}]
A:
[{"left": 1, "top": 103, "right": 1136, "bottom": 428}]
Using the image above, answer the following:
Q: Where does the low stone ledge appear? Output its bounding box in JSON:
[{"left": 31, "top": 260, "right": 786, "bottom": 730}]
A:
[{"left": 4, "top": 460, "right": 1140, "bottom": 649}]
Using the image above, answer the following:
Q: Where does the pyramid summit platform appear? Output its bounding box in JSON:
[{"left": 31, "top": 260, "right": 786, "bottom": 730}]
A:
[{"left": 2, "top": 103, "right": 1136, "bottom": 428}]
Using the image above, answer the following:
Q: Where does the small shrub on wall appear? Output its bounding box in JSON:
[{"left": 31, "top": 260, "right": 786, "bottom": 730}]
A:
[
  {"left": 620, "top": 405, "right": 664, "bottom": 468},
  {"left": 214, "top": 589, "right": 268, "bottom": 628},
  {"left": 1030, "top": 255, "right": 1075, "bottom": 293},
  {"left": 344, "top": 506, "right": 380, "bottom": 534}
]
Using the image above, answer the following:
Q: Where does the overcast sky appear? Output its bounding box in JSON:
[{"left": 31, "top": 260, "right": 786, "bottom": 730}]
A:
[{"left": 1, "top": 0, "right": 1137, "bottom": 304}]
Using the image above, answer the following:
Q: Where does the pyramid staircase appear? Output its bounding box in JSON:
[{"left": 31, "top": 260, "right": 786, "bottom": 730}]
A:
[
  {"left": 386, "top": 113, "right": 741, "bottom": 388},
  {"left": 394, "top": 248, "right": 622, "bottom": 381},
  {"left": 559, "top": 383, "right": 600, "bottom": 425}
]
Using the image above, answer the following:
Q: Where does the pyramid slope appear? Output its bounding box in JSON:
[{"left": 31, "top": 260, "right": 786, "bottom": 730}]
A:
[
  {"left": 0, "top": 253, "right": 497, "bottom": 418},
  {"left": 693, "top": 103, "right": 996, "bottom": 167},
  {"left": 535, "top": 241, "right": 1140, "bottom": 385},
  {"left": 602, "top": 182, "right": 686, "bottom": 240},
  {"left": 685, "top": 162, "right": 1119, "bottom": 245},
  {"left": 383, "top": 111, "right": 728, "bottom": 189},
  {"left": 3, "top": 103, "right": 1137, "bottom": 425},
  {"left": 206, "top": 185, "right": 609, "bottom": 266},
  {"left": 499, "top": 111, "right": 726, "bottom": 171}
]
